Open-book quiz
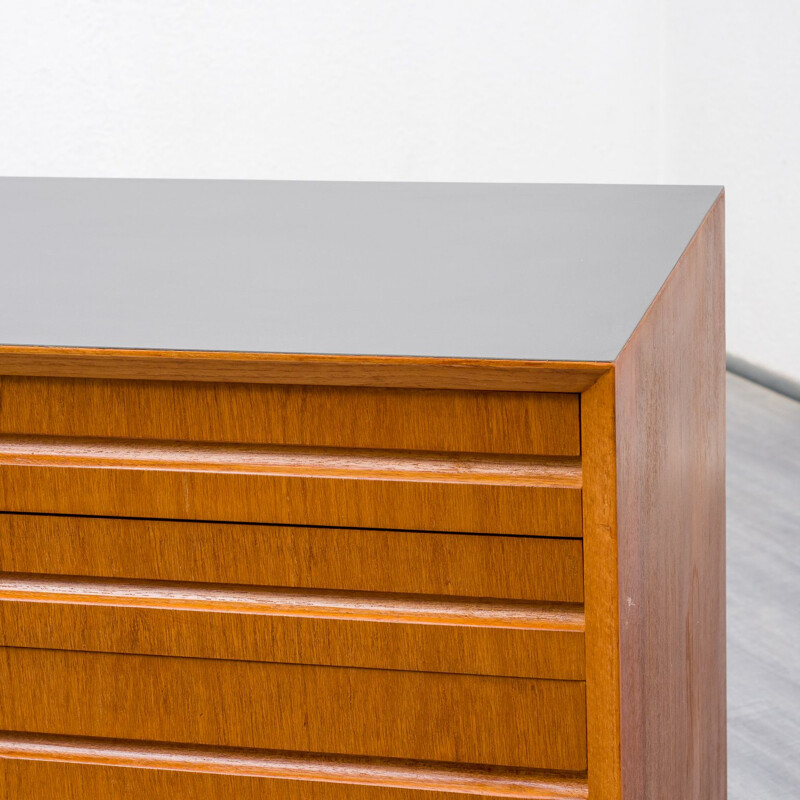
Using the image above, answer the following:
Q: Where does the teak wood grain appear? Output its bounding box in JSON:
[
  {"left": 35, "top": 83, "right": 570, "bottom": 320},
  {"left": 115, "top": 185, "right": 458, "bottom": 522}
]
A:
[
  {"left": 0, "top": 439, "right": 582, "bottom": 536},
  {"left": 0, "top": 376, "right": 580, "bottom": 456},
  {"left": 580, "top": 369, "right": 622, "bottom": 800},
  {"left": 0, "top": 346, "right": 608, "bottom": 392},
  {"left": 613, "top": 193, "right": 726, "bottom": 799},
  {"left": 0, "top": 514, "right": 584, "bottom": 603},
  {"left": 0, "top": 573, "right": 584, "bottom": 630},
  {"left": 0, "top": 647, "right": 588, "bottom": 772},
  {"left": 0, "top": 574, "right": 585, "bottom": 679},
  {"left": 0, "top": 734, "right": 589, "bottom": 799},
  {"left": 0, "top": 435, "right": 581, "bottom": 486}
]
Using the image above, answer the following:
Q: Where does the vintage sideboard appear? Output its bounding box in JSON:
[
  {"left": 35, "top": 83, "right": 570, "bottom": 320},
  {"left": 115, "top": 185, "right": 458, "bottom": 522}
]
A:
[{"left": 0, "top": 179, "right": 725, "bottom": 800}]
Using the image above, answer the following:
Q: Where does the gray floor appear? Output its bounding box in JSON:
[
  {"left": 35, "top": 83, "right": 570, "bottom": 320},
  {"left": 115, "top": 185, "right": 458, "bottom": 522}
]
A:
[{"left": 727, "top": 372, "right": 800, "bottom": 798}]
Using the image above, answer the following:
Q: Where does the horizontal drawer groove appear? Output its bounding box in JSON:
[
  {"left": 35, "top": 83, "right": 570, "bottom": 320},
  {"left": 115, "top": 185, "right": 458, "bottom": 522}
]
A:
[
  {"left": 0, "top": 731, "right": 589, "bottom": 799},
  {"left": 0, "top": 436, "right": 581, "bottom": 488},
  {"left": 0, "top": 573, "right": 584, "bottom": 632}
]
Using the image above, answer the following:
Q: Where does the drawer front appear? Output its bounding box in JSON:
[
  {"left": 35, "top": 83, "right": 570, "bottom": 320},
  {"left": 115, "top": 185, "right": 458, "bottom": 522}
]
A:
[
  {"left": 0, "top": 437, "right": 581, "bottom": 536},
  {"left": 0, "top": 376, "right": 588, "bottom": 792},
  {"left": 0, "top": 376, "right": 580, "bottom": 456},
  {"left": 0, "top": 598, "right": 583, "bottom": 679},
  {"left": 0, "top": 648, "right": 588, "bottom": 772},
  {"left": 0, "top": 514, "right": 585, "bottom": 680},
  {"left": 0, "top": 514, "right": 584, "bottom": 602},
  {"left": 0, "top": 377, "right": 582, "bottom": 536}
]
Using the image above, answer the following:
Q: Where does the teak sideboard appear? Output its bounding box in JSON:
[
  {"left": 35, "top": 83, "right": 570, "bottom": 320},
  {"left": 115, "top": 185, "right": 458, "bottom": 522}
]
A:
[{"left": 0, "top": 179, "right": 725, "bottom": 800}]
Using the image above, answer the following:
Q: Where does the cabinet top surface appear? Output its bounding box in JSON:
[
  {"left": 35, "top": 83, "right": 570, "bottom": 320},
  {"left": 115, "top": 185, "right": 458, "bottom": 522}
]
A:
[{"left": 0, "top": 178, "right": 720, "bottom": 362}]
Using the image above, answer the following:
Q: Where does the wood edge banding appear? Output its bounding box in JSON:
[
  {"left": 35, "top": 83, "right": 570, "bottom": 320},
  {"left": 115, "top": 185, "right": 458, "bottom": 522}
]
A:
[
  {"left": 580, "top": 368, "right": 623, "bottom": 800},
  {"left": 0, "top": 573, "right": 585, "bottom": 632},
  {"left": 0, "top": 346, "right": 610, "bottom": 393},
  {"left": 0, "top": 436, "right": 582, "bottom": 489},
  {"left": 0, "top": 731, "right": 588, "bottom": 799}
]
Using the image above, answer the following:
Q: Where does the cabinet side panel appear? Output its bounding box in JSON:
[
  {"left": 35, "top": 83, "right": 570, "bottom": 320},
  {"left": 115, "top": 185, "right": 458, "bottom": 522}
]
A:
[{"left": 615, "top": 195, "right": 726, "bottom": 800}]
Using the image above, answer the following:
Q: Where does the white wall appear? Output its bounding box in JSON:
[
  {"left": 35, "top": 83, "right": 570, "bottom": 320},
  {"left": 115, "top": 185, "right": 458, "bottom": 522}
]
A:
[
  {"left": 661, "top": 0, "right": 800, "bottom": 386},
  {"left": 0, "top": 1, "right": 797, "bottom": 381}
]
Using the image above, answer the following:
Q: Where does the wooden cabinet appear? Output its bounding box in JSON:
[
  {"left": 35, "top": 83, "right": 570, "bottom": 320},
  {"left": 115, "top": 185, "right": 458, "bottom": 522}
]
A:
[{"left": 0, "top": 179, "right": 726, "bottom": 799}]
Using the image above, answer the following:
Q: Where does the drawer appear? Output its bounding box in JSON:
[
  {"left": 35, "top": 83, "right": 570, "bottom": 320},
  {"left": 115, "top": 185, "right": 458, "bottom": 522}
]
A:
[
  {"left": 0, "top": 514, "right": 584, "bottom": 602},
  {"left": 0, "top": 436, "right": 582, "bottom": 536},
  {"left": 0, "top": 514, "right": 585, "bottom": 679},
  {"left": 0, "top": 376, "right": 582, "bottom": 536},
  {"left": 0, "top": 647, "right": 588, "bottom": 772},
  {"left": 0, "top": 376, "right": 580, "bottom": 456}
]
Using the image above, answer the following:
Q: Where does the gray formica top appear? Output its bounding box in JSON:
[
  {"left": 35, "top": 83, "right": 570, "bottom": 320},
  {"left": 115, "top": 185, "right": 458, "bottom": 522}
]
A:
[{"left": 0, "top": 178, "right": 721, "bottom": 362}]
